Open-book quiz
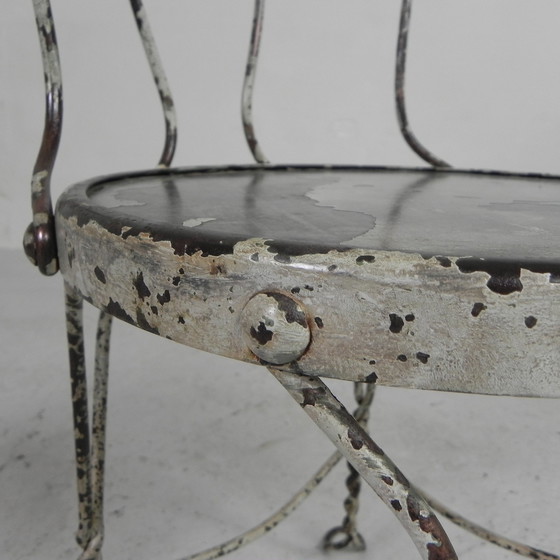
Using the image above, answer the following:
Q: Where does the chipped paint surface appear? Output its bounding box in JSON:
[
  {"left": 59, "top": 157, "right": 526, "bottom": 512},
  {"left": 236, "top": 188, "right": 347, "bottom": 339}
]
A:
[
  {"left": 323, "top": 382, "right": 375, "bottom": 552},
  {"left": 57, "top": 210, "right": 560, "bottom": 397},
  {"left": 270, "top": 369, "right": 457, "bottom": 560},
  {"left": 182, "top": 217, "right": 216, "bottom": 228},
  {"left": 240, "top": 291, "right": 311, "bottom": 364}
]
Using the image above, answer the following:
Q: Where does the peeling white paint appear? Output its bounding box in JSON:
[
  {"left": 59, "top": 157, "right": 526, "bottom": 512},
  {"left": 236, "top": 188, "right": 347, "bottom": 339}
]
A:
[
  {"left": 182, "top": 217, "right": 216, "bottom": 228},
  {"left": 56, "top": 214, "right": 560, "bottom": 398}
]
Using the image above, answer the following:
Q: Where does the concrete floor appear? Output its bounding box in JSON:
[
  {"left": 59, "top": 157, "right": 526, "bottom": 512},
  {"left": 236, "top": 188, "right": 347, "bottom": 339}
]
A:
[{"left": 1, "top": 247, "right": 559, "bottom": 559}]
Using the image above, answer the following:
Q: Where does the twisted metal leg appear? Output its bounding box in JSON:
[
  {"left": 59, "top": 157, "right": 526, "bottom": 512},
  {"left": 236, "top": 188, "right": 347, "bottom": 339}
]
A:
[
  {"left": 269, "top": 368, "right": 458, "bottom": 560},
  {"left": 323, "top": 382, "right": 375, "bottom": 552}
]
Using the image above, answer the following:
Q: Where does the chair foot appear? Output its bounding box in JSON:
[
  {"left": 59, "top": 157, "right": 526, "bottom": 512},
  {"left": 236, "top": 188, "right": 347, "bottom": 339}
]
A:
[
  {"left": 269, "top": 368, "right": 458, "bottom": 560},
  {"left": 322, "top": 522, "right": 366, "bottom": 552}
]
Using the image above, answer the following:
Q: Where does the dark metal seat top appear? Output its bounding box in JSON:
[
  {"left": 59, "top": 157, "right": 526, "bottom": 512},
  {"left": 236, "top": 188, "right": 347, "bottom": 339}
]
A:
[{"left": 60, "top": 166, "right": 560, "bottom": 274}]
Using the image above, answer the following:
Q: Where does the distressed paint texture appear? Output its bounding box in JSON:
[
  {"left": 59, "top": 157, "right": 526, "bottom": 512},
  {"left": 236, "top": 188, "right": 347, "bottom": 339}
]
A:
[
  {"left": 269, "top": 368, "right": 458, "bottom": 560},
  {"left": 56, "top": 212, "right": 559, "bottom": 397}
]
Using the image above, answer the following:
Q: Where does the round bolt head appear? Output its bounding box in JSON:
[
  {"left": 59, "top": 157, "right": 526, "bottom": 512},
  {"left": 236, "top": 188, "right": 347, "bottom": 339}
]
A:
[{"left": 241, "top": 292, "right": 311, "bottom": 365}]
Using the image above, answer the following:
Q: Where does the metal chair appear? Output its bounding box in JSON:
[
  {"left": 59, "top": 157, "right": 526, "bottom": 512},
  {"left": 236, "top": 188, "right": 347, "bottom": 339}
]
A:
[{"left": 25, "top": 1, "right": 560, "bottom": 559}]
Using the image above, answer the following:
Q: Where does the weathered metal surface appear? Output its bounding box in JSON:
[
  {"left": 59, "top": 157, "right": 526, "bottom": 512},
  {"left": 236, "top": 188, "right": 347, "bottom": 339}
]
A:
[
  {"left": 269, "top": 368, "right": 458, "bottom": 560},
  {"left": 129, "top": 0, "right": 177, "bottom": 168},
  {"left": 65, "top": 287, "right": 112, "bottom": 560},
  {"left": 64, "top": 286, "right": 93, "bottom": 550},
  {"left": 242, "top": 0, "right": 268, "bottom": 164},
  {"left": 25, "top": 0, "right": 63, "bottom": 275},
  {"left": 86, "top": 311, "right": 112, "bottom": 560},
  {"left": 395, "top": 0, "right": 449, "bottom": 168},
  {"left": 323, "top": 382, "right": 375, "bottom": 552},
  {"left": 56, "top": 166, "right": 560, "bottom": 397},
  {"left": 240, "top": 291, "right": 311, "bottom": 364}
]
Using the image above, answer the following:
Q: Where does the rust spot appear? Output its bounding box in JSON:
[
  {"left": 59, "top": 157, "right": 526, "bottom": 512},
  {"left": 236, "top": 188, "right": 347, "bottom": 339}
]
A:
[
  {"left": 471, "top": 302, "right": 487, "bottom": 317},
  {"left": 269, "top": 293, "right": 307, "bottom": 327},
  {"left": 435, "top": 256, "right": 452, "bottom": 268},
  {"left": 456, "top": 258, "right": 523, "bottom": 295},
  {"left": 105, "top": 298, "right": 133, "bottom": 324},
  {"left": 407, "top": 495, "right": 444, "bottom": 544},
  {"left": 133, "top": 271, "right": 151, "bottom": 300},
  {"left": 389, "top": 314, "right": 405, "bottom": 333},
  {"left": 525, "top": 316, "right": 537, "bottom": 328},
  {"left": 416, "top": 352, "right": 430, "bottom": 364},
  {"left": 391, "top": 500, "right": 403, "bottom": 512},
  {"left": 94, "top": 266, "right": 106, "bottom": 284},
  {"left": 347, "top": 427, "right": 364, "bottom": 450},
  {"left": 301, "top": 387, "right": 326, "bottom": 407},
  {"left": 136, "top": 308, "right": 159, "bottom": 335},
  {"left": 427, "top": 543, "right": 453, "bottom": 560},
  {"left": 314, "top": 317, "right": 324, "bottom": 329},
  {"left": 250, "top": 322, "right": 273, "bottom": 345},
  {"left": 157, "top": 290, "right": 171, "bottom": 305}
]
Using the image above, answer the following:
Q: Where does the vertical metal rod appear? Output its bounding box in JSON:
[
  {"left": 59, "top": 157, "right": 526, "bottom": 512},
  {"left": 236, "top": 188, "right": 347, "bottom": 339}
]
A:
[
  {"left": 83, "top": 312, "right": 113, "bottom": 560},
  {"left": 395, "top": 0, "right": 450, "bottom": 168},
  {"left": 242, "top": 0, "right": 269, "bottom": 164},
  {"left": 26, "top": 0, "right": 63, "bottom": 275},
  {"left": 64, "top": 284, "right": 92, "bottom": 550},
  {"left": 130, "top": 0, "right": 177, "bottom": 168},
  {"left": 269, "top": 368, "right": 458, "bottom": 560}
]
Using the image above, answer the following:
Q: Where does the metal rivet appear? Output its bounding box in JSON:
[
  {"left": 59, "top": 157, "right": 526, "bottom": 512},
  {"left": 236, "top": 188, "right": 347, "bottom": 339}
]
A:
[{"left": 240, "top": 292, "right": 311, "bottom": 365}]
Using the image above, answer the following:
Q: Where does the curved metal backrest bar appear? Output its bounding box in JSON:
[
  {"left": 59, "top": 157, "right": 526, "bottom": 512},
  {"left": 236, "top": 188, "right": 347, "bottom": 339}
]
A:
[
  {"left": 395, "top": 0, "right": 450, "bottom": 168},
  {"left": 25, "top": 0, "right": 63, "bottom": 276},
  {"left": 130, "top": 0, "right": 177, "bottom": 168},
  {"left": 242, "top": 0, "right": 269, "bottom": 164}
]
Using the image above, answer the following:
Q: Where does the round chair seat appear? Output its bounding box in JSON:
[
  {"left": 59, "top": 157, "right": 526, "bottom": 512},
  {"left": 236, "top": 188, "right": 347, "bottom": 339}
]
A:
[{"left": 56, "top": 165, "right": 560, "bottom": 397}]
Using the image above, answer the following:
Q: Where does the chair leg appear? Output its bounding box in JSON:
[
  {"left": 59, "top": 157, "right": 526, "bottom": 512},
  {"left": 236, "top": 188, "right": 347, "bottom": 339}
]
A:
[
  {"left": 86, "top": 311, "right": 112, "bottom": 560},
  {"left": 64, "top": 285, "right": 92, "bottom": 550},
  {"left": 268, "top": 368, "right": 458, "bottom": 560},
  {"left": 323, "top": 382, "right": 375, "bottom": 552},
  {"left": 64, "top": 284, "right": 112, "bottom": 560}
]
